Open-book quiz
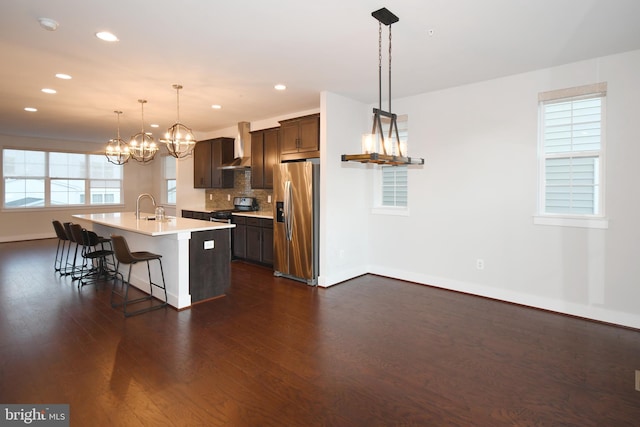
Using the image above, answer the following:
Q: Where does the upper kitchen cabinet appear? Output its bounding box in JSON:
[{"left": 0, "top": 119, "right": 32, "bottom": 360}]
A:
[
  {"left": 193, "top": 137, "right": 235, "bottom": 188},
  {"left": 250, "top": 127, "right": 279, "bottom": 189},
  {"left": 279, "top": 113, "right": 320, "bottom": 161}
]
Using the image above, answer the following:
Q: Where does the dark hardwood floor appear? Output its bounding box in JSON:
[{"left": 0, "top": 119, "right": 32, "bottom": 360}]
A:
[{"left": 1, "top": 238, "right": 640, "bottom": 426}]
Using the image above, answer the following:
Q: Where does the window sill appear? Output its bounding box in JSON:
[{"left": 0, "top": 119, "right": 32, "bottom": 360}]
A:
[
  {"left": 533, "top": 215, "right": 608, "bottom": 229},
  {"left": 371, "top": 207, "right": 410, "bottom": 216}
]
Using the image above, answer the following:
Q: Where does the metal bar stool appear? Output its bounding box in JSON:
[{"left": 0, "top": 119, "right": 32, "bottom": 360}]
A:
[
  {"left": 73, "top": 226, "right": 117, "bottom": 288},
  {"left": 110, "top": 234, "right": 168, "bottom": 317},
  {"left": 63, "top": 222, "right": 82, "bottom": 279},
  {"left": 52, "top": 220, "right": 70, "bottom": 275}
]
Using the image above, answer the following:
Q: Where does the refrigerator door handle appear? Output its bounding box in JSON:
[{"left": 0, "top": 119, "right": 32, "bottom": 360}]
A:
[{"left": 284, "top": 180, "right": 293, "bottom": 241}]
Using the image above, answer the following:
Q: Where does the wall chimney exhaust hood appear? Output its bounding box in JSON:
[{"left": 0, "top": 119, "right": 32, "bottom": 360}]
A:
[{"left": 220, "top": 121, "right": 251, "bottom": 169}]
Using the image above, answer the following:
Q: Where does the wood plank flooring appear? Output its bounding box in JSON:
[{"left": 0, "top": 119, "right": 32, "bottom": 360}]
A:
[{"left": 1, "top": 238, "right": 640, "bottom": 426}]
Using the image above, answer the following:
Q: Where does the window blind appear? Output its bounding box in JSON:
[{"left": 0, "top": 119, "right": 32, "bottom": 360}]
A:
[{"left": 539, "top": 84, "right": 604, "bottom": 216}]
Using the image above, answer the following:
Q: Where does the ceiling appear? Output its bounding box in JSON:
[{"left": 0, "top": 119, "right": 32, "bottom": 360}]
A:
[{"left": 1, "top": 0, "right": 640, "bottom": 145}]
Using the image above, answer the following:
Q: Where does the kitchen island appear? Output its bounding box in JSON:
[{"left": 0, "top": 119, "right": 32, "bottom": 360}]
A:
[{"left": 73, "top": 212, "right": 235, "bottom": 309}]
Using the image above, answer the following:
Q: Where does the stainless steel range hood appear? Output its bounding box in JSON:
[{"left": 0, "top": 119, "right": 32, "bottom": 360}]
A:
[{"left": 220, "top": 121, "right": 251, "bottom": 169}]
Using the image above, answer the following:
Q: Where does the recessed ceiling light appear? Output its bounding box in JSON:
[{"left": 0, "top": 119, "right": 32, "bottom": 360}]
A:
[
  {"left": 96, "top": 31, "right": 119, "bottom": 42},
  {"left": 41, "top": 88, "right": 57, "bottom": 94},
  {"left": 150, "top": 124, "right": 159, "bottom": 128},
  {"left": 24, "top": 107, "right": 38, "bottom": 112},
  {"left": 38, "top": 18, "right": 59, "bottom": 31},
  {"left": 55, "top": 73, "right": 72, "bottom": 80},
  {"left": 211, "top": 104, "right": 222, "bottom": 110},
  {"left": 274, "top": 84, "right": 287, "bottom": 91}
]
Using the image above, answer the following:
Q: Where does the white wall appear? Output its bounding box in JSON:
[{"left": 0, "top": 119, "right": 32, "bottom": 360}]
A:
[
  {"left": 319, "top": 92, "right": 372, "bottom": 286},
  {"left": 346, "top": 49, "right": 640, "bottom": 328}
]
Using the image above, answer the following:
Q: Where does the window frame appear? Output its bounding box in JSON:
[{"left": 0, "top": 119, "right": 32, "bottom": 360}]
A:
[
  {"left": 2, "top": 147, "right": 124, "bottom": 211},
  {"left": 162, "top": 155, "right": 177, "bottom": 206},
  {"left": 371, "top": 114, "right": 410, "bottom": 216},
  {"left": 534, "top": 82, "right": 608, "bottom": 229}
]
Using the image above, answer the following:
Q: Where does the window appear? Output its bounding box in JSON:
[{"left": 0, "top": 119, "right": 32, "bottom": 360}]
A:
[
  {"left": 163, "top": 155, "right": 176, "bottom": 205},
  {"left": 376, "top": 115, "right": 409, "bottom": 212},
  {"left": 2, "top": 149, "right": 123, "bottom": 209},
  {"left": 382, "top": 166, "right": 407, "bottom": 207},
  {"left": 536, "top": 83, "right": 607, "bottom": 228}
]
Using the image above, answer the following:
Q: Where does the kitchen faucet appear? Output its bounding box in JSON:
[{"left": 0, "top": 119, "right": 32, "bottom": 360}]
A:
[{"left": 136, "top": 193, "right": 156, "bottom": 219}]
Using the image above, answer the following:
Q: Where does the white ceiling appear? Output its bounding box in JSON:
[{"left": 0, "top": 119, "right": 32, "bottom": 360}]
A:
[{"left": 1, "top": 0, "right": 640, "bottom": 144}]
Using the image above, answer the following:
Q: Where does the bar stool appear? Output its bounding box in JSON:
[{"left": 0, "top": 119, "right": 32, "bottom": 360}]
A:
[
  {"left": 52, "top": 220, "right": 70, "bottom": 275},
  {"left": 72, "top": 226, "right": 117, "bottom": 288},
  {"left": 110, "top": 234, "right": 168, "bottom": 317},
  {"left": 63, "top": 222, "right": 81, "bottom": 279}
]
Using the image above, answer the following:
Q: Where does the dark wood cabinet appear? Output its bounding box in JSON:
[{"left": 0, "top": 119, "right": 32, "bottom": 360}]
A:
[
  {"left": 188, "top": 229, "right": 231, "bottom": 303},
  {"left": 279, "top": 113, "right": 320, "bottom": 161},
  {"left": 261, "top": 218, "right": 274, "bottom": 265},
  {"left": 193, "top": 137, "right": 235, "bottom": 188},
  {"left": 193, "top": 139, "right": 212, "bottom": 188},
  {"left": 246, "top": 221, "right": 262, "bottom": 261},
  {"left": 250, "top": 127, "right": 279, "bottom": 189},
  {"left": 231, "top": 216, "right": 246, "bottom": 259},
  {"left": 232, "top": 215, "right": 273, "bottom": 267}
]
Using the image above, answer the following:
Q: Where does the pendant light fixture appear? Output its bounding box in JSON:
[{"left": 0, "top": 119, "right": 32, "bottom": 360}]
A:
[
  {"left": 129, "top": 99, "right": 158, "bottom": 164},
  {"left": 161, "top": 84, "right": 197, "bottom": 158},
  {"left": 341, "top": 7, "right": 424, "bottom": 166},
  {"left": 105, "top": 110, "right": 130, "bottom": 165}
]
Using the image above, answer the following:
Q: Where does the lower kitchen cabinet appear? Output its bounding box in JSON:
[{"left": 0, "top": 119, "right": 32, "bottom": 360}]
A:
[
  {"left": 231, "top": 216, "right": 246, "bottom": 259},
  {"left": 232, "top": 215, "right": 273, "bottom": 267},
  {"left": 189, "top": 229, "right": 230, "bottom": 303}
]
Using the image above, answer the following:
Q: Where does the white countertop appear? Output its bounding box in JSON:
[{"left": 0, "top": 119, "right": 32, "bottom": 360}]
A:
[
  {"left": 232, "top": 211, "right": 274, "bottom": 219},
  {"left": 73, "top": 212, "right": 235, "bottom": 237}
]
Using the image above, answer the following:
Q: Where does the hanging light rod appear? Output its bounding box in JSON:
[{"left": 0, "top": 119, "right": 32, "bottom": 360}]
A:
[{"left": 342, "top": 7, "right": 424, "bottom": 166}]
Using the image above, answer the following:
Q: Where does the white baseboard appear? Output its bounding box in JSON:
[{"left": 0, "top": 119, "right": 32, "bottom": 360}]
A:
[
  {"left": 0, "top": 232, "right": 56, "bottom": 243},
  {"left": 368, "top": 265, "right": 640, "bottom": 330}
]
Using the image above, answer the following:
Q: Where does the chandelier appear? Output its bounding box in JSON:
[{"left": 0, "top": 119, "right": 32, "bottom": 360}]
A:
[
  {"left": 161, "top": 84, "right": 197, "bottom": 158},
  {"left": 341, "top": 7, "right": 424, "bottom": 166},
  {"left": 105, "top": 110, "right": 130, "bottom": 165},
  {"left": 129, "top": 99, "right": 158, "bottom": 164}
]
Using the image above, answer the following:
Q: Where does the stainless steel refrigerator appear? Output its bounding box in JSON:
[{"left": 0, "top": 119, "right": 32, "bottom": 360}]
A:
[{"left": 273, "top": 161, "right": 319, "bottom": 285}]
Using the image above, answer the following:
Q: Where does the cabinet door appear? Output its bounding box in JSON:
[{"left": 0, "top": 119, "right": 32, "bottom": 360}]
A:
[
  {"left": 250, "top": 132, "right": 265, "bottom": 189},
  {"left": 263, "top": 128, "right": 279, "bottom": 189},
  {"left": 211, "top": 138, "right": 234, "bottom": 188},
  {"left": 193, "top": 140, "right": 212, "bottom": 188},
  {"left": 280, "top": 121, "right": 300, "bottom": 155},
  {"left": 246, "top": 225, "right": 262, "bottom": 262},
  {"left": 298, "top": 115, "right": 320, "bottom": 153},
  {"left": 262, "top": 224, "right": 273, "bottom": 266},
  {"left": 232, "top": 217, "right": 246, "bottom": 259}
]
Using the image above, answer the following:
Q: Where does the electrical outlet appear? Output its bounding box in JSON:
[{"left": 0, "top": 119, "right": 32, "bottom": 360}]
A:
[
  {"left": 476, "top": 259, "right": 485, "bottom": 270},
  {"left": 635, "top": 370, "right": 640, "bottom": 391},
  {"left": 227, "top": 194, "right": 231, "bottom": 201},
  {"left": 209, "top": 194, "right": 212, "bottom": 200},
  {"left": 204, "top": 240, "right": 214, "bottom": 250},
  {"left": 267, "top": 195, "right": 272, "bottom": 203}
]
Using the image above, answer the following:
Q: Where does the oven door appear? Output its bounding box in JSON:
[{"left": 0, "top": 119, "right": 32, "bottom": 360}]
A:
[{"left": 210, "top": 217, "right": 231, "bottom": 224}]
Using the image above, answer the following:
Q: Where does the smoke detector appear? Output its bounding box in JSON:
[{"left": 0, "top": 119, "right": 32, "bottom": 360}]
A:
[{"left": 38, "top": 18, "right": 59, "bottom": 31}]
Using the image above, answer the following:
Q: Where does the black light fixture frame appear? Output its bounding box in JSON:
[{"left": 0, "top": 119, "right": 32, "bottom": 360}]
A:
[{"left": 342, "top": 7, "right": 424, "bottom": 166}]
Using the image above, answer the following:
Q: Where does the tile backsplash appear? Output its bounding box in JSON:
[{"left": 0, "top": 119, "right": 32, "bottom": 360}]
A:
[{"left": 204, "top": 169, "right": 273, "bottom": 212}]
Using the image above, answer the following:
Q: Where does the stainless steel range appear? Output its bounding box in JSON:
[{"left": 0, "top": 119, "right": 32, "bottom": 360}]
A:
[{"left": 209, "top": 196, "right": 258, "bottom": 223}]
